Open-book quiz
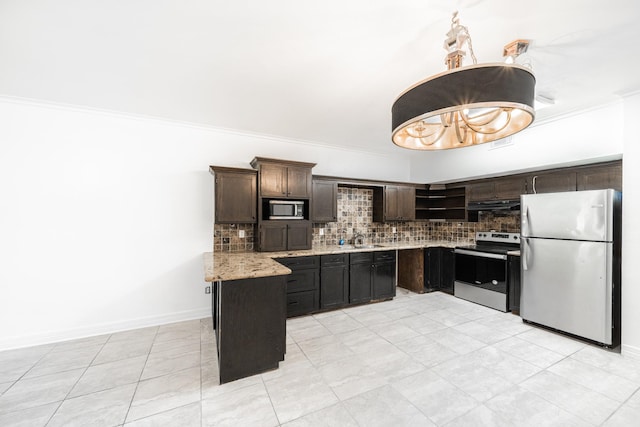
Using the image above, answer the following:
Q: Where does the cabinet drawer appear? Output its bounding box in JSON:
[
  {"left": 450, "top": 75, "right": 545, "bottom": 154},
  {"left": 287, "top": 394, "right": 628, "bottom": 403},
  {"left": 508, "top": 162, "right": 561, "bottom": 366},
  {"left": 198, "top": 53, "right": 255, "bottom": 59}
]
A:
[
  {"left": 321, "top": 254, "right": 348, "bottom": 267},
  {"left": 374, "top": 250, "right": 396, "bottom": 263},
  {"left": 286, "top": 269, "right": 318, "bottom": 293},
  {"left": 350, "top": 251, "right": 374, "bottom": 265},
  {"left": 286, "top": 291, "right": 318, "bottom": 317},
  {"left": 276, "top": 256, "right": 320, "bottom": 270}
]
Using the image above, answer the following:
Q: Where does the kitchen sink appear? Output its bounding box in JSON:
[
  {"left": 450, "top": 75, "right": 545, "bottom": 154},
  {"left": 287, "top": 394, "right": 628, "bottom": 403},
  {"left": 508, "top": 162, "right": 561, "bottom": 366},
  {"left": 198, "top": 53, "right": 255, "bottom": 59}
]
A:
[{"left": 337, "top": 244, "right": 384, "bottom": 250}]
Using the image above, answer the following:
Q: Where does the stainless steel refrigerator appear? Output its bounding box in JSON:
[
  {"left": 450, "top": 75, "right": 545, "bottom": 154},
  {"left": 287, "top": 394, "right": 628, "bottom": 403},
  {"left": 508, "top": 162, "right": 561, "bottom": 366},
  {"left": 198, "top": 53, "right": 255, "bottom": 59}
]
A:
[{"left": 520, "top": 189, "right": 621, "bottom": 347}]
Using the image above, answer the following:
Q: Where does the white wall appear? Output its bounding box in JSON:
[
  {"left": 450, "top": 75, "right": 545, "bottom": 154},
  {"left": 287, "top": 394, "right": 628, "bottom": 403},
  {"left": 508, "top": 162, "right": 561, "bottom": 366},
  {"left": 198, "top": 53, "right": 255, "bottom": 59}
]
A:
[
  {"left": 622, "top": 92, "right": 640, "bottom": 359},
  {"left": 408, "top": 103, "right": 624, "bottom": 184},
  {"left": 0, "top": 97, "right": 412, "bottom": 351}
]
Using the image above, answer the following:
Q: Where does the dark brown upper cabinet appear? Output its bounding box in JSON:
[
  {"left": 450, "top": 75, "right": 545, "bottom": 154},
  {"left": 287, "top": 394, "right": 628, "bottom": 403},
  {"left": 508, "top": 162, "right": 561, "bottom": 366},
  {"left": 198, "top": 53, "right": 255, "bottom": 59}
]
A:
[
  {"left": 251, "top": 157, "right": 316, "bottom": 199},
  {"left": 526, "top": 171, "right": 577, "bottom": 194},
  {"left": 468, "top": 176, "right": 526, "bottom": 202},
  {"left": 576, "top": 161, "right": 622, "bottom": 192},
  {"left": 258, "top": 221, "right": 312, "bottom": 252},
  {"left": 311, "top": 179, "right": 338, "bottom": 222},
  {"left": 210, "top": 166, "right": 257, "bottom": 224},
  {"left": 374, "top": 185, "right": 415, "bottom": 222}
]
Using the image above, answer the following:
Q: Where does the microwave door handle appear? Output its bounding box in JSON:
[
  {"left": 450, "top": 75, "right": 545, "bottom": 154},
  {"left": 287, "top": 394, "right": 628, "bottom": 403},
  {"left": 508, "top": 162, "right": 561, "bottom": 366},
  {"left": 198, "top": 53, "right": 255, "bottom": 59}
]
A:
[{"left": 521, "top": 237, "right": 529, "bottom": 271}]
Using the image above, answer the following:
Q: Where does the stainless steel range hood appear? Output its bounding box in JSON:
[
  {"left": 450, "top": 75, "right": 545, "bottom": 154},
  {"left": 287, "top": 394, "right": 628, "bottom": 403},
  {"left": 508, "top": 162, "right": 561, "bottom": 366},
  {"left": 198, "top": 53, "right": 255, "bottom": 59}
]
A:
[{"left": 466, "top": 199, "right": 520, "bottom": 211}]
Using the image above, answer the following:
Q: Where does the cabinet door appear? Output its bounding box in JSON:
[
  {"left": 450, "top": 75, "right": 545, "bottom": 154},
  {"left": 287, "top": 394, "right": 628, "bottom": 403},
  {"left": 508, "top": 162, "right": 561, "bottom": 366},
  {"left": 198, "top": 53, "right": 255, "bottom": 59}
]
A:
[
  {"left": 287, "top": 166, "right": 312, "bottom": 198},
  {"left": 398, "top": 186, "right": 416, "bottom": 221},
  {"left": 425, "top": 247, "right": 441, "bottom": 291},
  {"left": 349, "top": 263, "right": 372, "bottom": 304},
  {"left": 260, "top": 164, "right": 287, "bottom": 197},
  {"left": 384, "top": 186, "right": 400, "bottom": 221},
  {"left": 312, "top": 180, "right": 338, "bottom": 222},
  {"left": 287, "top": 222, "right": 312, "bottom": 250},
  {"left": 259, "top": 223, "right": 287, "bottom": 252},
  {"left": 214, "top": 170, "right": 257, "bottom": 223},
  {"left": 320, "top": 265, "right": 349, "bottom": 309},
  {"left": 529, "top": 171, "right": 576, "bottom": 193},
  {"left": 440, "top": 248, "right": 455, "bottom": 294},
  {"left": 577, "top": 163, "right": 622, "bottom": 192},
  {"left": 373, "top": 261, "right": 396, "bottom": 299},
  {"left": 468, "top": 181, "right": 495, "bottom": 202},
  {"left": 493, "top": 176, "right": 526, "bottom": 200}
]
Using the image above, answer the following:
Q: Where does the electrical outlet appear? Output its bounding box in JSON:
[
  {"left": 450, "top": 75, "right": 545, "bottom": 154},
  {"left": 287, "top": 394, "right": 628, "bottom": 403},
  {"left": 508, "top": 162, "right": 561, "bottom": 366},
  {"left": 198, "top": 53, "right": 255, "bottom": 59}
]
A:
[
  {"left": 392, "top": 227, "right": 397, "bottom": 233},
  {"left": 239, "top": 230, "right": 245, "bottom": 238},
  {"left": 319, "top": 228, "right": 324, "bottom": 236},
  {"left": 205, "top": 286, "right": 211, "bottom": 294},
  {"left": 222, "top": 237, "right": 230, "bottom": 244}
]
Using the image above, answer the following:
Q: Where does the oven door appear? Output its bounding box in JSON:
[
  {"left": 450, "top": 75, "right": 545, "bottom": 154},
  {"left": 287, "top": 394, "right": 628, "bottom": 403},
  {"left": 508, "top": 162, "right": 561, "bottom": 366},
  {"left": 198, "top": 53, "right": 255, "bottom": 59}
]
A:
[{"left": 454, "top": 249, "right": 508, "bottom": 312}]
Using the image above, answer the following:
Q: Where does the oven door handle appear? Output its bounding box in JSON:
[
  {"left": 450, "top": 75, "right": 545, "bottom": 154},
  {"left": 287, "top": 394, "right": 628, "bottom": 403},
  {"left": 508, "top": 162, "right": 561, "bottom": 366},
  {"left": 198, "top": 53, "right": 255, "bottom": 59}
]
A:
[{"left": 454, "top": 249, "right": 507, "bottom": 260}]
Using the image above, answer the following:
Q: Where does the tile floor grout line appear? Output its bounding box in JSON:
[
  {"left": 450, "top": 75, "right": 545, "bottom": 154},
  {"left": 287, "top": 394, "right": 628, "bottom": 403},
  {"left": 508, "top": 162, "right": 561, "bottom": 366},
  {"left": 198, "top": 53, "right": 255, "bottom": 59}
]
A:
[
  {"left": 4, "top": 342, "right": 58, "bottom": 394},
  {"left": 121, "top": 326, "right": 160, "bottom": 425},
  {"left": 260, "top": 374, "right": 282, "bottom": 427},
  {"left": 42, "top": 333, "right": 113, "bottom": 426}
]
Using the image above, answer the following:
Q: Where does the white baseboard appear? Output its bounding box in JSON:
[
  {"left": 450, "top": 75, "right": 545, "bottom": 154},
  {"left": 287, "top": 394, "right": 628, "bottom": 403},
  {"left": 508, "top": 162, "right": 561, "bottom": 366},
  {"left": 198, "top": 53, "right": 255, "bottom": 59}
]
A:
[
  {"left": 0, "top": 308, "right": 212, "bottom": 352},
  {"left": 621, "top": 343, "right": 640, "bottom": 361}
]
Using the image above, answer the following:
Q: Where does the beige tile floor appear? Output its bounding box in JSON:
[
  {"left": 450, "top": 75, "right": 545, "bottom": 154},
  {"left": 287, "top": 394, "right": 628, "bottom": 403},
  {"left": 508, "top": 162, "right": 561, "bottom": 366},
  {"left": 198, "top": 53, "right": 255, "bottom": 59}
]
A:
[{"left": 1, "top": 289, "right": 640, "bottom": 426}]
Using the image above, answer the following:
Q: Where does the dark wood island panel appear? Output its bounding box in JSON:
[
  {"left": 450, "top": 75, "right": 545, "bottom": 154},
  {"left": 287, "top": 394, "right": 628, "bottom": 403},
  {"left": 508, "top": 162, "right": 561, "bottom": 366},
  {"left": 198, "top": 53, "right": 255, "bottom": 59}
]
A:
[
  {"left": 213, "top": 275, "right": 287, "bottom": 384},
  {"left": 397, "top": 249, "right": 425, "bottom": 293}
]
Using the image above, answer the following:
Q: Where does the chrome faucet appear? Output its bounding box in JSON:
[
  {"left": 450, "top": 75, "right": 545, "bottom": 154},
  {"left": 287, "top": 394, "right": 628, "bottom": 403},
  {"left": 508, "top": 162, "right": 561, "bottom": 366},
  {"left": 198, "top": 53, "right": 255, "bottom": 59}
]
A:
[{"left": 354, "top": 233, "right": 365, "bottom": 247}]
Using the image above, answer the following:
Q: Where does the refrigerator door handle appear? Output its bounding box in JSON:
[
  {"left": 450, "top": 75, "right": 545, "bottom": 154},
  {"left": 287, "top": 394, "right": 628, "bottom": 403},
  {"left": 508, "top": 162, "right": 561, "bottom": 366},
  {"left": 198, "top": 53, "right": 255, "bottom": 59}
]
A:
[
  {"left": 521, "top": 206, "right": 530, "bottom": 237},
  {"left": 522, "top": 237, "right": 530, "bottom": 271}
]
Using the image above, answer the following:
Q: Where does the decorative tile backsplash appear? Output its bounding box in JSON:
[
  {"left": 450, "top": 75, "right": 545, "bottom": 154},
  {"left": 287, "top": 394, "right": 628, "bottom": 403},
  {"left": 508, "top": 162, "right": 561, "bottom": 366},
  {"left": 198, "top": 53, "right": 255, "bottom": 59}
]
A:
[
  {"left": 213, "top": 223, "right": 255, "bottom": 252},
  {"left": 311, "top": 187, "right": 520, "bottom": 247},
  {"left": 212, "top": 186, "right": 520, "bottom": 252}
]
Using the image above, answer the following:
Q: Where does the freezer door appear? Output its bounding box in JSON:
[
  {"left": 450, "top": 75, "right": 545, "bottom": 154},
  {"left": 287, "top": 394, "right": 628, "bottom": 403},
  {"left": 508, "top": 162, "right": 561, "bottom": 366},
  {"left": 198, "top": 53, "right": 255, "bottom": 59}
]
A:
[
  {"left": 521, "top": 189, "right": 616, "bottom": 241},
  {"left": 520, "top": 237, "right": 613, "bottom": 344}
]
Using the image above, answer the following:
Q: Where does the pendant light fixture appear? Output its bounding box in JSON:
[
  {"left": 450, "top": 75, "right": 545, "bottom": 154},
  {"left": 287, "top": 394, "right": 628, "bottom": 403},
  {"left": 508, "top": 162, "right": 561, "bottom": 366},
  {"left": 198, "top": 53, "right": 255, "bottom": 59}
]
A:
[{"left": 392, "top": 12, "right": 536, "bottom": 150}]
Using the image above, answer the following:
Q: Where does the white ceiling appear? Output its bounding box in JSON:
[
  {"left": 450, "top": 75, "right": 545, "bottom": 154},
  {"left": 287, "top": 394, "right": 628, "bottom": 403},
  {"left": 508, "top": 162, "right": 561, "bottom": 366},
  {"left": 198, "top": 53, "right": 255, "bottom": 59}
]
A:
[{"left": 1, "top": 0, "right": 639, "bottom": 154}]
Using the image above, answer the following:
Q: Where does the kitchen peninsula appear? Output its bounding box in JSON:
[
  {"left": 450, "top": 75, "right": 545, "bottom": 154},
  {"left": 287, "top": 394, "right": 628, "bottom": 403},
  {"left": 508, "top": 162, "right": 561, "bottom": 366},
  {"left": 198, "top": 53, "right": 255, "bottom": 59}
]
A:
[{"left": 203, "top": 241, "right": 456, "bottom": 383}]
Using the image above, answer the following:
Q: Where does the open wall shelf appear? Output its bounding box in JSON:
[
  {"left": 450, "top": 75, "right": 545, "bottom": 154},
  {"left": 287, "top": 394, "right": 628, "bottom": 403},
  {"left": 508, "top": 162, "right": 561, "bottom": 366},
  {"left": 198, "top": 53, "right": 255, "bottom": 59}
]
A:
[{"left": 415, "top": 186, "right": 468, "bottom": 221}]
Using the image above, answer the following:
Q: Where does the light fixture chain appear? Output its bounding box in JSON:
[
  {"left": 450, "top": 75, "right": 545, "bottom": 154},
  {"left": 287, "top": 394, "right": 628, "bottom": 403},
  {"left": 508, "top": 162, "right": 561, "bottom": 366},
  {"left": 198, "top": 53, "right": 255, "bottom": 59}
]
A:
[{"left": 461, "top": 24, "right": 478, "bottom": 65}]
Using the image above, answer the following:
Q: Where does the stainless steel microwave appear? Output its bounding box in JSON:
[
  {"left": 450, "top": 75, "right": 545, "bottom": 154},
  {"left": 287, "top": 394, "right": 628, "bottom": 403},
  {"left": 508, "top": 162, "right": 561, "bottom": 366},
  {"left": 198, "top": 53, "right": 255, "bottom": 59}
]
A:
[{"left": 268, "top": 200, "right": 305, "bottom": 220}]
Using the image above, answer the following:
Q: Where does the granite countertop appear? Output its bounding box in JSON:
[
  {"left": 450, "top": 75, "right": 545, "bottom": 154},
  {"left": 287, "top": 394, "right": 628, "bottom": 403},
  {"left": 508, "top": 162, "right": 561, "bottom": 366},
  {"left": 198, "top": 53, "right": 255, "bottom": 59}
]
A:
[{"left": 203, "top": 240, "right": 467, "bottom": 282}]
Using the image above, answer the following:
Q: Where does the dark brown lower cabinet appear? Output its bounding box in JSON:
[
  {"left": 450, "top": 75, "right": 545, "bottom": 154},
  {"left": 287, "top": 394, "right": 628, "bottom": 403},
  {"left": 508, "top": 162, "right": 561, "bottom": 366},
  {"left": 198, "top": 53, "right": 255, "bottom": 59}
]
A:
[
  {"left": 425, "top": 246, "right": 454, "bottom": 294},
  {"left": 320, "top": 254, "right": 349, "bottom": 309},
  {"left": 349, "top": 253, "right": 373, "bottom": 304},
  {"left": 276, "top": 256, "right": 320, "bottom": 317},
  {"left": 425, "top": 247, "right": 441, "bottom": 292},
  {"left": 276, "top": 251, "right": 396, "bottom": 317},
  {"left": 440, "top": 248, "right": 455, "bottom": 294},
  {"left": 349, "top": 251, "right": 396, "bottom": 303},
  {"left": 508, "top": 255, "right": 521, "bottom": 313},
  {"left": 212, "top": 275, "right": 286, "bottom": 384},
  {"left": 373, "top": 251, "right": 396, "bottom": 299}
]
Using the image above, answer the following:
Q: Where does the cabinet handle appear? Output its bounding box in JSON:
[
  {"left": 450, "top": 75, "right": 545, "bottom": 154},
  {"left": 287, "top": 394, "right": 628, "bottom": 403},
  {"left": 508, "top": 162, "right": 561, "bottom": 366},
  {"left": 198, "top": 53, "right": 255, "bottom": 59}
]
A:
[{"left": 532, "top": 176, "right": 538, "bottom": 194}]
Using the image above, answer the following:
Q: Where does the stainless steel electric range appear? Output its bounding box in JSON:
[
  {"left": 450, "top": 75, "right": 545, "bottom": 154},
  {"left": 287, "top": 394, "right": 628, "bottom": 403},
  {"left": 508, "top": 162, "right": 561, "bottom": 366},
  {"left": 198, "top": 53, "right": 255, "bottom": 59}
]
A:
[{"left": 454, "top": 231, "right": 520, "bottom": 312}]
